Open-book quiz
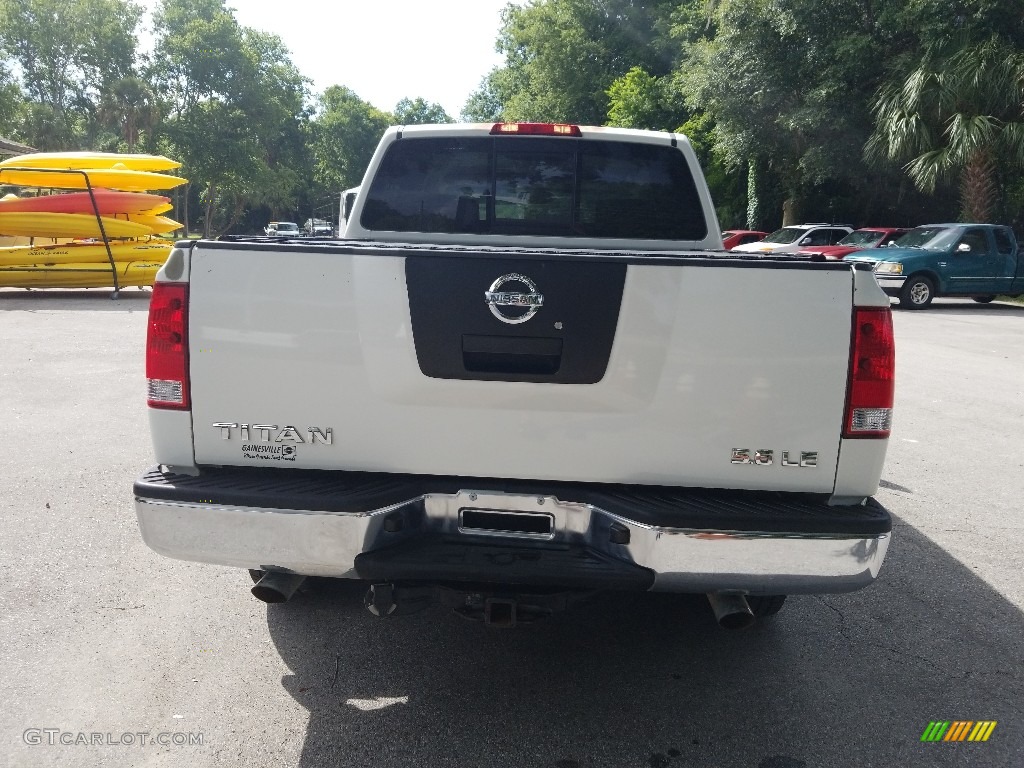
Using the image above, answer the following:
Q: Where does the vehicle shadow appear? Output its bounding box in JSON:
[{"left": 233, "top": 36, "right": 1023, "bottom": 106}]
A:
[
  {"left": 891, "top": 298, "right": 1024, "bottom": 316},
  {"left": 266, "top": 522, "right": 1022, "bottom": 768},
  {"left": 0, "top": 287, "right": 151, "bottom": 311}
]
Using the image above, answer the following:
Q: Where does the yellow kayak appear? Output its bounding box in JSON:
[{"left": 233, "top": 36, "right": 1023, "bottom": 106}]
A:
[
  {"left": 0, "top": 167, "right": 187, "bottom": 191},
  {"left": 0, "top": 212, "right": 153, "bottom": 239},
  {"left": 0, "top": 260, "right": 164, "bottom": 288},
  {"left": 122, "top": 214, "right": 182, "bottom": 234},
  {"left": 137, "top": 202, "right": 174, "bottom": 216},
  {"left": 0, "top": 152, "right": 181, "bottom": 172},
  {"left": 0, "top": 241, "right": 173, "bottom": 266}
]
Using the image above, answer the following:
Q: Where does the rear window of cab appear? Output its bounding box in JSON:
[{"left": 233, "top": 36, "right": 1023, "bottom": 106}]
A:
[{"left": 360, "top": 137, "right": 707, "bottom": 241}]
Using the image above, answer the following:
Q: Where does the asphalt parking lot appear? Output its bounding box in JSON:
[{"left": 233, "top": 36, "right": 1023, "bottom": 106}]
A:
[{"left": 1, "top": 288, "right": 1022, "bottom": 767}]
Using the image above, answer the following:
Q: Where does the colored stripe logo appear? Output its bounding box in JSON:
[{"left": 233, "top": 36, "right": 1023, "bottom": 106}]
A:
[{"left": 921, "top": 721, "right": 997, "bottom": 742}]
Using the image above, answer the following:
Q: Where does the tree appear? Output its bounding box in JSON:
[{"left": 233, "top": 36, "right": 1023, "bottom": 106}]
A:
[
  {"left": 461, "top": 70, "right": 505, "bottom": 122},
  {"left": 0, "top": 61, "right": 25, "bottom": 138},
  {"left": 150, "top": 0, "right": 309, "bottom": 235},
  {"left": 150, "top": 0, "right": 246, "bottom": 115},
  {"left": 469, "top": 0, "right": 678, "bottom": 124},
  {"left": 393, "top": 97, "right": 451, "bottom": 125},
  {"left": 0, "top": 0, "right": 142, "bottom": 148},
  {"left": 97, "top": 75, "right": 159, "bottom": 151},
  {"left": 681, "top": 0, "right": 892, "bottom": 226},
  {"left": 866, "top": 35, "right": 1024, "bottom": 223},
  {"left": 605, "top": 66, "right": 681, "bottom": 131},
  {"left": 679, "top": 111, "right": 750, "bottom": 229},
  {"left": 310, "top": 85, "right": 391, "bottom": 193}
]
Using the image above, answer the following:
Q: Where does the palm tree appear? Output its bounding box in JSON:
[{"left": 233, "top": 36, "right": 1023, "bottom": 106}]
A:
[
  {"left": 98, "top": 76, "right": 160, "bottom": 152},
  {"left": 866, "top": 36, "right": 1024, "bottom": 223}
]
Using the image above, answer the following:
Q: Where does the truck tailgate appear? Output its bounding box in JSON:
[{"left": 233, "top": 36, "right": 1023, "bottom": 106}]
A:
[{"left": 186, "top": 242, "right": 855, "bottom": 494}]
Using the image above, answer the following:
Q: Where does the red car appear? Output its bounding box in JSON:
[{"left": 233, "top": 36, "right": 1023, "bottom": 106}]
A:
[
  {"left": 796, "top": 227, "right": 909, "bottom": 259},
  {"left": 721, "top": 229, "right": 768, "bottom": 250}
]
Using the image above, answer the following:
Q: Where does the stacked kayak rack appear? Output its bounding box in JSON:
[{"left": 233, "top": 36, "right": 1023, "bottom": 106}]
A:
[{"left": 0, "top": 152, "right": 188, "bottom": 297}]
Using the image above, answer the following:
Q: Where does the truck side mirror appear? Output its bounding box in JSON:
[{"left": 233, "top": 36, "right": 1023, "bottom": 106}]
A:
[{"left": 957, "top": 243, "right": 971, "bottom": 253}]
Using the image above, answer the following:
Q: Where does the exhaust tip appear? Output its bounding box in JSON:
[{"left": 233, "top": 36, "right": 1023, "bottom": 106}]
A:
[
  {"left": 484, "top": 598, "right": 517, "bottom": 628},
  {"left": 706, "top": 591, "right": 755, "bottom": 630},
  {"left": 251, "top": 571, "right": 306, "bottom": 603},
  {"left": 717, "top": 609, "right": 756, "bottom": 631}
]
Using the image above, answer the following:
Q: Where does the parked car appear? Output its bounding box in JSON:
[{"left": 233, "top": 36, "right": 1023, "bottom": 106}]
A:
[
  {"left": 796, "top": 227, "right": 910, "bottom": 260},
  {"left": 265, "top": 221, "right": 299, "bottom": 237},
  {"left": 845, "top": 223, "right": 1024, "bottom": 308},
  {"left": 730, "top": 223, "right": 853, "bottom": 254},
  {"left": 721, "top": 229, "right": 768, "bottom": 250},
  {"left": 303, "top": 218, "right": 333, "bottom": 236}
]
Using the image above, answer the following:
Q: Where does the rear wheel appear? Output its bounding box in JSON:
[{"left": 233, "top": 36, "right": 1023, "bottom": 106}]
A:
[
  {"left": 899, "top": 275, "right": 934, "bottom": 309},
  {"left": 972, "top": 295, "right": 995, "bottom": 303},
  {"left": 748, "top": 594, "right": 787, "bottom": 617}
]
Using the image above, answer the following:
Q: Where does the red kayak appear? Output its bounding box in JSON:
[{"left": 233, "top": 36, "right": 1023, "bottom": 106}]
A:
[{"left": 0, "top": 189, "right": 170, "bottom": 215}]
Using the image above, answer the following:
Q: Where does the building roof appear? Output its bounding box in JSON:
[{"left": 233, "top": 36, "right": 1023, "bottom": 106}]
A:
[{"left": 0, "top": 136, "right": 36, "bottom": 156}]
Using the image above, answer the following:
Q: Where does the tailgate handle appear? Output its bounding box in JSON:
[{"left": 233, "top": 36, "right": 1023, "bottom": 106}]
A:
[{"left": 462, "top": 334, "right": 563, "bottom": 375}]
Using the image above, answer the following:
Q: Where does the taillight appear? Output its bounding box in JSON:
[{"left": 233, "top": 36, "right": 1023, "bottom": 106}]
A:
[
  {"left": 146, "top": 282, "right": 190, "bottom": 410},
  {"left": 490, "top": 122, "right": 582, "bottom": 137},
  {"left": 843, "top": 307, "right": 894, "bottom": 438}
]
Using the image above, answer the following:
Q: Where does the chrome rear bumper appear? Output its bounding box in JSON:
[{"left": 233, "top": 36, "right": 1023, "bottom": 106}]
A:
[{"left": 136, "top": 475, "right": 890, "bottom": 595}]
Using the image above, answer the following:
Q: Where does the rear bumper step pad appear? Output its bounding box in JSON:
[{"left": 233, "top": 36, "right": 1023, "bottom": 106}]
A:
[{"left": 134, "top": 466, "right": 891, "bottom": 536}]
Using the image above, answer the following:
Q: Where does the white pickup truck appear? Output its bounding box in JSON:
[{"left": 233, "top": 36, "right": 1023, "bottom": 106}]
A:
[{"left": 135, "top": 123, "right": 895, "bottom": 629}]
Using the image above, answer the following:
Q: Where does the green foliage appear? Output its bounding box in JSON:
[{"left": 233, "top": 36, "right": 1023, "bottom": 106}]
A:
[
  {"left": 682, "top": 0, "right": 889, "bottom": 212},
  {"left": 473, "top": 0, "right": 970, "bottom": 227},
  {"left": 0, "top": 0, "right": 142, "bottom": 148},
  {"left": 0, "top": 0, "right": 459, "bottom": 235},
  {"left": 461, "top": 70, "right": 505, "bottom": 122},
  {"left": 151, "top": 0, "right": 247, "bottom": 112},
  {"left": 0, "top": 0, "right": 1021, "bottom": 237},
  {"left": 311, "top": 85, "right": 391, "bottom": 193},
  {"left": 0, "top": 62, "right": 25, "bottom": 137},
  {"left": 867, "top": 34, "right": 1024, "bottom": 222},
  {"left": 471, "top": 0, "right": 679, "bottom": 124},
  {"left": 679, "top": 112, "right": 748, "bottom": 229},
  {"left": 394, "top": 97, "right": 452, "bottom": 125},
  {"left": 606, "top": 67, "right": 683, "bottom": 131},
  {"left": 462, "top": 66, "right": 523, "bottom": 122},
  {"left": 97, "top": 75, "right": 160, "bottom": 152},
  {"left": 150, "top": 0, "right": 310, "bottom": 235}
]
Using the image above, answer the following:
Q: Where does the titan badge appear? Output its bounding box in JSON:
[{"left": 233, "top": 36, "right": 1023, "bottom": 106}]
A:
[
  {"left": 212, "top": 423, "right": 333, "bottom": 445},
  {"left": 485, "top": 273, "right": 544, "bottom": 324}
]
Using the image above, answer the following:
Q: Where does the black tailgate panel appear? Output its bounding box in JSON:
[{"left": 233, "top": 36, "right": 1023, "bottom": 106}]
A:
[{"left": 406, "top": 256, "right": 626, "bottom": 383}]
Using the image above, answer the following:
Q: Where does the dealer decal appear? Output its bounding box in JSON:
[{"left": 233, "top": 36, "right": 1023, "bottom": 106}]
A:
[{"left": 242, "top": 444, "right": 297, "bottom": 462}]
